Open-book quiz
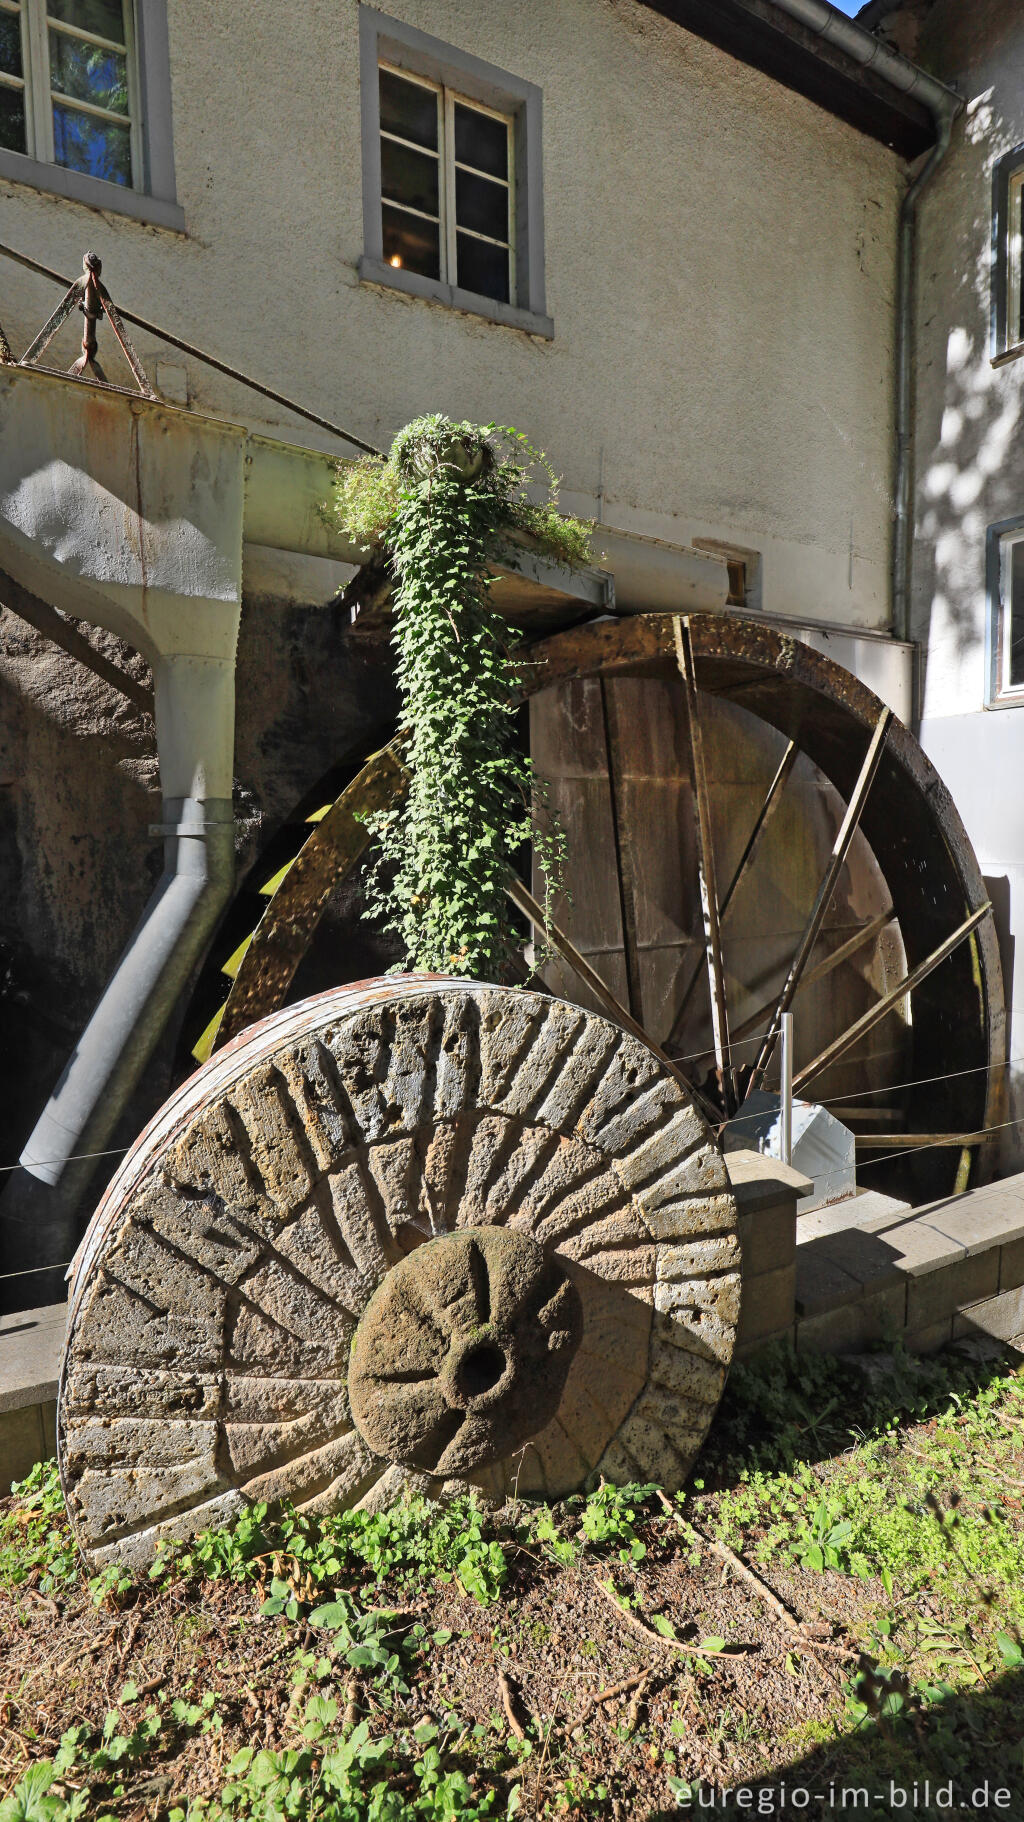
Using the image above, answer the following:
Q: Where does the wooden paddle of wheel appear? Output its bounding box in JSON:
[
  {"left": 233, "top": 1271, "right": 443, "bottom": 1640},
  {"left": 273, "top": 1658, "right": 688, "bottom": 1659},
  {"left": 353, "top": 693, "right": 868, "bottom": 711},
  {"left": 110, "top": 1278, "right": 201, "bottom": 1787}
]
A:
[{"left": 59, "top": 977, "right": 740, "bottom": 1568}]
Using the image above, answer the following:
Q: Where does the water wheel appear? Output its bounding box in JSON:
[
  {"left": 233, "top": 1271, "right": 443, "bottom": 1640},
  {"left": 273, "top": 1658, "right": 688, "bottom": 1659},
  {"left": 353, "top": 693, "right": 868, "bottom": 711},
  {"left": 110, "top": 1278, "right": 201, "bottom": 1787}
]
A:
[
  {"left": 59, "top": 978, "right": 739, "bottom": 1568},
  {"left": 188, "top": 613, "right": 1003, "bottom": 1207}
]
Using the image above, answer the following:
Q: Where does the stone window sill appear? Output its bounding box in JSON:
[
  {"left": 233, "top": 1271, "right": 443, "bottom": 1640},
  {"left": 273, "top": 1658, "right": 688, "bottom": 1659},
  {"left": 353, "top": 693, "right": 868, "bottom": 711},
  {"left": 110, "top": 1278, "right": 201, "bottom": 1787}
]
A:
[
  {"left": 0, "top": 149, "right": 186, "bottom": 234},
  {"left": 358, "top": 255, "right": 553, "bottom": 340}
]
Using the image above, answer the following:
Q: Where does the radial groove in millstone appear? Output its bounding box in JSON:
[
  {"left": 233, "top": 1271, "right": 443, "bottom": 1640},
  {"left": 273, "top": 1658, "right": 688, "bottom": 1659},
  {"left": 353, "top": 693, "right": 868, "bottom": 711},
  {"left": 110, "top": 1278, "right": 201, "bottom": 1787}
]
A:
[{"left": 59, "top": 976, "right": 741, "bottom": 1568}]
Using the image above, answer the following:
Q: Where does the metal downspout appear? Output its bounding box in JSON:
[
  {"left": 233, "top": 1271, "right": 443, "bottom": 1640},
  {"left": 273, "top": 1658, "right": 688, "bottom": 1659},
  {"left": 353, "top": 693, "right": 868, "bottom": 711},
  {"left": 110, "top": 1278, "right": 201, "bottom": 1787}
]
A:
[
  {"left": 18, "top": 795, "right": 234, "bottom": 1191},
  {"left": 761, "top": 0, "right": 961, "bottom": 641}
]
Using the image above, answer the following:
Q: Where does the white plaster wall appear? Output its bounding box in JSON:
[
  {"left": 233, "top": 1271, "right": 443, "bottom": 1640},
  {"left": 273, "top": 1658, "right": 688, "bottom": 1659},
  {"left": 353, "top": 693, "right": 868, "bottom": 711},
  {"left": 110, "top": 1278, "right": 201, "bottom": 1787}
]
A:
[
  {"left": 0, "top": 0, "right": 901, "bottom": 631},
  {"left": 911, "top": 0, "right": 1024, "bottom": 1153}
]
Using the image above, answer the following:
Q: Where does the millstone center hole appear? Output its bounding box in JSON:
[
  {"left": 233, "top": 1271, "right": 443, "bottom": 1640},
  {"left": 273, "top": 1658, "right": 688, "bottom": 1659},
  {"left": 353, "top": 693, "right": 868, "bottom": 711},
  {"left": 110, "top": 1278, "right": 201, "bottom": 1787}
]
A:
[{"left": 459, "top": 1341, "right": 507, "bottom": 1399}]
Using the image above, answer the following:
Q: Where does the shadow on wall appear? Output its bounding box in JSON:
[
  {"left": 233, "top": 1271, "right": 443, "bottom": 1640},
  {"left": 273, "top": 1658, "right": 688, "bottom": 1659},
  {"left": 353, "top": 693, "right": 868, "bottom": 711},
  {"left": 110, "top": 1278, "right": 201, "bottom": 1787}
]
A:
[{"left": 911, "top": 90, "right": 1023, "bottom": 717}]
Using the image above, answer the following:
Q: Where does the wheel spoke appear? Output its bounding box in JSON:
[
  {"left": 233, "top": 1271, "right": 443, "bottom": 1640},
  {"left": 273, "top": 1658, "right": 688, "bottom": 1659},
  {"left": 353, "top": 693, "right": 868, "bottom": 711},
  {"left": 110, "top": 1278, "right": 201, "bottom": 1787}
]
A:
[
  {"left": 745, "top": 708, "right": 893, "bottom": 1099},
  {"left": 598, "top": 679, "right": 646, "bottom": 1025},
  {"left": 665, "top": 739, "right": 798, "bottom": 1050},
  {"left": 507, "top": 877, "right": 713, "bottom": 1116},
  {"left": 674, "top": 617, "right": 735, "bottom": 1112},
  {"left": 727, "top": 910, "right": 895, "bottom": 1046},
  {"left": 792, "top": 901, "right": 992, "bottom": 1097}
]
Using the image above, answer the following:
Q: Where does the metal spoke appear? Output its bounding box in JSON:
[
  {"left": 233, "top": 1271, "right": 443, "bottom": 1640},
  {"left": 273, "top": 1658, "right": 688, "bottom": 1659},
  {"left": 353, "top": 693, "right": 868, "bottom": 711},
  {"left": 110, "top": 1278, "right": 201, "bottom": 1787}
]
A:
[
  {"left": 666, "top": 737, "right": 798, "bottom": 1050},
  {"left": 745, "top": 708, "right": 893, "bottom": 1099},
  {"left": 507, "top": 877, "right": 713, "bottom": 1117},
  {"left": 598, "top": 679, "right": 645, "bottom": 1024},
  {"left": 674, "top": 616, "right": 735, "bottom": 1111},
  {"left": 727, "top": 909, "right": 895, "bottom": 1046},
  {"left": 792, "top": 901, "right": 991, "bottom": 1097}
]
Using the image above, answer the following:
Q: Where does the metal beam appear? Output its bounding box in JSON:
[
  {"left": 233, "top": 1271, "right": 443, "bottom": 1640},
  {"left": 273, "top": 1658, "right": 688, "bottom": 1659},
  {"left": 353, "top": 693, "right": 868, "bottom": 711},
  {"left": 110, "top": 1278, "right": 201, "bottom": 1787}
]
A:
[
  {"left": 666, "top": 736, "right": 798, "bottom": 1050},
  {"left": 0, "top": 566, "right": 153, "bottom": 714},
  {"left": 745, "top": 708, "right": 893, "bottom": 1098},
  {"left": 674, "top": 616, "right": 734, "bottom": 1109},
  {"left": 507, "top": 876, "right": 708, "bottom": 1112},
  {"left": 793, "top": 902, "right": 992, "bottom": 1096}
]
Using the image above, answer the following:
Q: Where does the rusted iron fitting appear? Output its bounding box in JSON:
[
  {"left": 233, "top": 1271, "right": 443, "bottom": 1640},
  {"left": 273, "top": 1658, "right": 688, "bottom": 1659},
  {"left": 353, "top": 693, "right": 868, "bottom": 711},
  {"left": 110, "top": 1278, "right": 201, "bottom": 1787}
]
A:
[{"left": 72, "top": 251, "right": 105, "bottom": 378}]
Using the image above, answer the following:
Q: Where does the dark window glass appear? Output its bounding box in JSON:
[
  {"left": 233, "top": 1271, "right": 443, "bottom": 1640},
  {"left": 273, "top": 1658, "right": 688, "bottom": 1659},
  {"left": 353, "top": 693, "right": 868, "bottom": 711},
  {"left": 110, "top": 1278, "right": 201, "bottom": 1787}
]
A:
[
  {"left": 455, "top": 166, "right": 507, "bottom": 241},
  {"left": 382, "top": 203, "right": 440, "bottom": 280},
  {"left": 453, "top": 101, "right": 507, "bottom": 179},
  {"left": 0, "top": 12, "right": 22, "bottom": 79},
  {"left": 1009, "top": 541, "right": 1024, "bottom": 687},
  {"left": 52, "top": 99, "right": 130, "bottom": 180},
  {"left": 0, "top": 79, "right": 25, "bottom": 151},
  {"left": 379, "top": 67, "right": 437, "bottom": 151},
  {"left": 380, "top": 135, "right": 438, "bottom": 217},
  {"left": 50, "top": 31, "right": 128, "bottom": 112},
  {"left": 456, "top": 230, "right": 509, "bottom": 303},
  {"left": 48, "top": 0, "right": 124, "bottom": 42}
]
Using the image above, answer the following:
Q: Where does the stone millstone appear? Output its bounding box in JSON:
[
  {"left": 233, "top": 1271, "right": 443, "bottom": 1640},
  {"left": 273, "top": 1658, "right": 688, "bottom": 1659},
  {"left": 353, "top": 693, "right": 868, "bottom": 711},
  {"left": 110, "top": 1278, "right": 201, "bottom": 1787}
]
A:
[{"left": 58, "top": 976, "right": 741, "bottom": 1569}]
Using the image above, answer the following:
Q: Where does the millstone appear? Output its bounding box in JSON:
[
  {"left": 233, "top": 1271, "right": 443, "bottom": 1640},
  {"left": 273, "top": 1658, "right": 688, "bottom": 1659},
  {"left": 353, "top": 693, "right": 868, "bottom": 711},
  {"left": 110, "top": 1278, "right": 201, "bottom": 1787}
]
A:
[{"left": 58, "top": 976, "right": 741, "bottom": 1569}]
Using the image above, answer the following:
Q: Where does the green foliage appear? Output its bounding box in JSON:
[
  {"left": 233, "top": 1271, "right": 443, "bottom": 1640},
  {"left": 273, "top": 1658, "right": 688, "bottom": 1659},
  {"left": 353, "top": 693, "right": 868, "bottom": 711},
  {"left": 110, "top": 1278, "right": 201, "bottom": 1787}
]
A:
[
  {"left": 155, "top": 1489, "right": 509, "bottom": 1609},
  {"left": 332, "top": 415, "right": 588, "bottom": 978},
  {"left": 0, "top": 1459, "right": 78, "bottom": 1595}
]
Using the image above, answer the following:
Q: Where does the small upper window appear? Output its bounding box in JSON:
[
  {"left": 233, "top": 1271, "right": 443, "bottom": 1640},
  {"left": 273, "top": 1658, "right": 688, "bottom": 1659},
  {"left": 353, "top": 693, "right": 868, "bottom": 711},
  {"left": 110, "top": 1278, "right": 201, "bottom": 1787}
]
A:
[
  {"left": 991, "top": 526, "right": 1024, "bottom": 702},
  {"left": 992, "top": 144, "right": 1024, "bottom": 360},
  {"left": 359, "top": 8, "right": 550, "bottom": 338},
  {"left": 0, "top": 0, "right": 136, "bottom": 185},
  {"left": 380, "top": 65, "right": 514, "bottom": 307}
]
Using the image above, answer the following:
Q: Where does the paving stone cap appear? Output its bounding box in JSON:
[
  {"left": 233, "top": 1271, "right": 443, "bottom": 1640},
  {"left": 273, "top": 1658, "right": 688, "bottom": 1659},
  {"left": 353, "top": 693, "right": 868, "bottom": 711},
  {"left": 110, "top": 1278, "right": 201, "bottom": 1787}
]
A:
[
  {"left": 0, "top": 1302, "right": 66, "bottom": 1414},
  {"left": 725, "top": 1149, "right": 813, "bottom": 1212},
  {"left": 58, "top": 977, "right": 741, "bottom": 1568}
]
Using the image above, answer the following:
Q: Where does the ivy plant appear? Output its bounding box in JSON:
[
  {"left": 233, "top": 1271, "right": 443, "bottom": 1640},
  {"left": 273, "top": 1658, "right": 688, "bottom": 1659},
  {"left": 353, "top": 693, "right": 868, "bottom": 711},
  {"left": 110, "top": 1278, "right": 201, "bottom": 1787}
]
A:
[{"left": 332, "top": 415, "right": 591, "bottom": 979}]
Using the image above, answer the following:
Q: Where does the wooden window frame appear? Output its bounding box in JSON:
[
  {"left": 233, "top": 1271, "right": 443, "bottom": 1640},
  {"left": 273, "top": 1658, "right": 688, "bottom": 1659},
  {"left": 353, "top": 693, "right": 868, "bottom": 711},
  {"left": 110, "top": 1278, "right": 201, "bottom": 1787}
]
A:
[
  {"left": 991, "top": 144, "right": 1024, "bottom": 365},
  {"left": 985, "top": 517, "right": 1024, "bottom": 707},
  {"left": 359, "top": 7, "right": 550, "bottom": 339},
  {"left": 0, "top": 0, "right": 182, "bottom": 230}
]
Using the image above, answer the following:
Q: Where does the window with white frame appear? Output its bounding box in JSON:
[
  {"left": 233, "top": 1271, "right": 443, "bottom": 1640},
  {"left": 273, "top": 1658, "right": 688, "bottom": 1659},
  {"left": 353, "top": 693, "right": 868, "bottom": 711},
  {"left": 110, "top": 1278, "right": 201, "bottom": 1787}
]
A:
[
  {"left": 0, "top": 0, "right": 137, "bottom": 186},
  {"left": 994, "top": 526, "right": 1024, "bottom": 700},
  {"left": 358, "top": 8, "right": 550, "bottom": 338},
  {"left": 380, "top": 65, "right": 514, "bottom": 307},
  {"left": 993, "top": 145, "right": 1024, "bottom": 359}
]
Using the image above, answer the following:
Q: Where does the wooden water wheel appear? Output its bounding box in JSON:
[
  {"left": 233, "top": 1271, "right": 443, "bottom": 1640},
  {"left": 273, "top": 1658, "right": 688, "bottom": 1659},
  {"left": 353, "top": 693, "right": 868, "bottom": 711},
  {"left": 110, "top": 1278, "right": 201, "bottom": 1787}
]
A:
[
  {"left": 59, "top": 977, "right": 739, "bottom": 1567},
  {"left": 188, "top": 613, "right": 1003, "bottom": 1209}
]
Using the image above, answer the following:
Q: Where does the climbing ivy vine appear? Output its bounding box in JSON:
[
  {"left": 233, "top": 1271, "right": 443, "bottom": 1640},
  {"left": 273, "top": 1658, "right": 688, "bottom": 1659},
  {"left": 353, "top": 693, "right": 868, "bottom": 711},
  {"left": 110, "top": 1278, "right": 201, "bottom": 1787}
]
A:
[{"left": 332, "top": 416, "right": 592, "bottom": 980}]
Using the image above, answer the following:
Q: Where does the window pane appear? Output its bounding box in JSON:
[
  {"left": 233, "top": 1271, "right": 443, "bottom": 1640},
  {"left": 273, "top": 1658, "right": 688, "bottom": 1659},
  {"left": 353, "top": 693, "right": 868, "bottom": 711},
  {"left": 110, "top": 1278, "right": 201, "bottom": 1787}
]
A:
[
  {"left": 0, "top": 12, "right": 22, "bottom": 79},
  {"left": 379, "top": 67, "right": 437, "bottom": 151},
  {"left": 454, "top": 102, "right": 507, "bottom": 180},
  {"left": 380, "top": 134, "right": 438, "bottom": 217},
  {"left": 455, "top": 166, "right": 508, "bottom": 241},
  {"left": 0, "top": 79, "right": 25, "bottom": 151},
  {"left": 53, "top": 100, "right": 130, "bottom": 181},
  {"left": 382, "top": 204, "right": 440, "bottom": 281},
  {"left": 50, "top": 30, "right": 128, "bottom": 113},
  {"left": 456, "top": 230, "right": 509, "bottom": 304},
  {"left": 1009, "top": 541, "right": 1024, "bottom": 688},
  {"left": 47, "top": 0, "right": 124, "bottom": 44}
]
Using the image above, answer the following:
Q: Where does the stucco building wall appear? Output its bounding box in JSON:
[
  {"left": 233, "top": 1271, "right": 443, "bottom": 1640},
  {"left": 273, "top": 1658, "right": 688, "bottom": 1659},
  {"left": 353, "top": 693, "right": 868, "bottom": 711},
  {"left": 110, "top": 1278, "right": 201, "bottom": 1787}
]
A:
[
  {"left": 0, "top": 0, "right": 902, "bottom": 626},
  {"left": 909, "top": 0, "right": 1024, "bottom": 1153}
]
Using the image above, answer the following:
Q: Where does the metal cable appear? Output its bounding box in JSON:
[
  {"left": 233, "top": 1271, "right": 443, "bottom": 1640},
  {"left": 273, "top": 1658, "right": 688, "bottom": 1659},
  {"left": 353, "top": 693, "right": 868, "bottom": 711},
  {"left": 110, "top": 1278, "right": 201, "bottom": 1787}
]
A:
[{"left": 0, "top": 238, "right": 382, "bottom": 457}]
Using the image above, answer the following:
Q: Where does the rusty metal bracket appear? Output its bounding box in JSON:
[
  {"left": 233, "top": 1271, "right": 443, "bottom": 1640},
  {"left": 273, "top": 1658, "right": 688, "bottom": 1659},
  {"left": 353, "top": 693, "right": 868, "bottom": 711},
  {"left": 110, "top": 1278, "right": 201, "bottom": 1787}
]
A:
[{"left": 17, "top": 251, "right": 155, "bottom": 397}]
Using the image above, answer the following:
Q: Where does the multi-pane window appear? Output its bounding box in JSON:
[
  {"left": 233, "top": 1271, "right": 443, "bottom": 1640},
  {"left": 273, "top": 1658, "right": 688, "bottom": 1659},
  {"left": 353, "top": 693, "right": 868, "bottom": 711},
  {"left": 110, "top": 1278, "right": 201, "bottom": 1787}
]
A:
[
  {"left": 997, "top": 529, "right": 1024, "bottom": 698},
  {"left": 1006, "top": 166, "right": 1024, "bottom": 355},
  {"left": 378, "top": 63, "right": 514, "bottom": 307},
  {"left": 0, "top": 0, "right": 135, "bottom": 188}
]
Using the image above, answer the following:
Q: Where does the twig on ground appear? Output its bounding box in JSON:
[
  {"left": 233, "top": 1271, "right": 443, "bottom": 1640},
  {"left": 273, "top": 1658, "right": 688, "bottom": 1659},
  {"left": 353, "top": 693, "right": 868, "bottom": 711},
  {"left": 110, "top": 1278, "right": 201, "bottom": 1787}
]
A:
[
  {"left": 344, "top": 1678, "right": 361, "bottom": 1731},
  {"left": 656, "top": 1493, "right": 859, "bottom": 1664},
  {"left": 595, "top": 1577, "right": 753, "bottom": 1660},
  {"left": 497, "top": 1666, "right": 529, "bottom": 1741},
  {"left": 568, "top": 1671, "right": 650, "bottom": 1735}
]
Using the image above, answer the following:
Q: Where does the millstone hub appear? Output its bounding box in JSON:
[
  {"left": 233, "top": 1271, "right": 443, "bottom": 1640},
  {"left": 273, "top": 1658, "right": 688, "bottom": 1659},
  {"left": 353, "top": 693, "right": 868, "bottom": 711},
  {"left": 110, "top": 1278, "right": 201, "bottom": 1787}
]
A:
[{"left": 348, "top": 1226, "right": 583, "bottom": 1476}]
